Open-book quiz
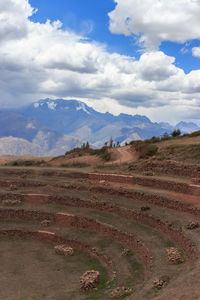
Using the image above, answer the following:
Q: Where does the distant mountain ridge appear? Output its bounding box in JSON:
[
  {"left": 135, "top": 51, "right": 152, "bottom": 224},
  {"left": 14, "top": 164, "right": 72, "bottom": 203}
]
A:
[
  {"left": 0, "top": 110, "right": 82, "bottom": 156},
  {"left": 17, "top": 98, "right": 200, "bottom": 146},
  {"left": 0, "top": 98, "right": 199, "bottom": 156}
]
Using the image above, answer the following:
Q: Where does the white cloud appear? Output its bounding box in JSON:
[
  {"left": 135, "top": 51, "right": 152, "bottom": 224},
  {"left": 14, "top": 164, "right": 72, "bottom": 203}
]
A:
[
  {"left": 0, "top": 0, "right": 35, "bottom": 42},
  {"left": 108, "top": 0, "right": 200, "bottom": 49},
  {"left": 192, "top": 47, "right": 200, "bottom": 57},
  {"left": 0, "top": 0, "right": 200, "bottom": 123}
]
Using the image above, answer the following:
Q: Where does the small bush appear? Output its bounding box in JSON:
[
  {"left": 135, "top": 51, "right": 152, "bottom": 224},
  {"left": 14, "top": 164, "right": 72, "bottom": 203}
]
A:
[
  {"left": 161, "top": 133, "right": 171, "bottom": 141},
  {"left": 131, "top": 141, "right": 158, "bottom": 159},
  {"left": 171, "top": 129, "right": 181, "bottom": 137},
  {"left": 91, "top": 147, "right": 111, "bottom": 162},
  {"left": 188, "top": 130, "right": 200, "bottom": 137},
  {"left": 140, "top": 145, "right": 158, "bottom": 158},
  {"left": 7, "top": 160, "right": 45, "bottom": 167},
  {"left": 65, "top": 147, "right": 83, "bottom": 155},
  {"left": 148, "top": 136, "right": 161, "bottom": 143},
  {"left": 60, "top": 162, "right": 90, "bottom": 168}
]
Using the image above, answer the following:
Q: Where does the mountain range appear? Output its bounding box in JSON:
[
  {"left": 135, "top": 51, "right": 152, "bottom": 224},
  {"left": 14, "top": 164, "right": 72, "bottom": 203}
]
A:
[{"left": 0, "top": 98, "right": 199, "bottom": 156}]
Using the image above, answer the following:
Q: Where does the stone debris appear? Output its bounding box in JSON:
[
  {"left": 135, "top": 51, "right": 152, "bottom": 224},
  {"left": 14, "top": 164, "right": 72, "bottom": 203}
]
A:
[
  {"left": 186, "top": 222, "right": 199, "bottom": 230},
  {"left": 54, "top": 245, "right": 74, "bottom": 256},
  {"left": 99, "top": 180, "right": 106, "bottom": 184},
  {"left": 110, "top": 287, "right": 132, "bottom": 298},
  {"left": 9, "top": 184, "right": 18, "bottom": 191},
  {"left": 191, "top": 178, "right": 200, "bottom": 184},
  {"left": 143, "top": 171, "right": 154, "bottom": 176},
  {"left": 2, "top": 199, "right": 21, "bottom": 206},
  {"left": 152, "top": 276, "right": 170, "bottom": 289},
  {"left": 140, "top": 206, "right": 151, "bottom": 212},
  {"left": 80, "top": 270, "right": 100, "bottom": 291},
  {"left": 121, "top": 248, "right": 132, "bottom": 256},
  {"left": 166, "top": 247, "right": 184, "bottom": 264},
  {"left": 41, "top": 219, "right": 52, "bottom": 227}
]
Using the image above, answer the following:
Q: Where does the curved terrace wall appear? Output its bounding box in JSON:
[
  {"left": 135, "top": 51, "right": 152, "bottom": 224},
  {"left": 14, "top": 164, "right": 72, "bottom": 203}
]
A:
[
  {"left": 0, "top": 229, "right": 114, "bottom": 280},
  {"left": 0, "top": 208, "right": 152, "bottom": 274}
]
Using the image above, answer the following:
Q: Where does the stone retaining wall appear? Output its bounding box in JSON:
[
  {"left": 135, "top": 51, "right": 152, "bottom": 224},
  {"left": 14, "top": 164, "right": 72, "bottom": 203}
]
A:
[
  {"left": 0, "top": 208, "right": 55, "bottom": 222},
  {"left": 51, "top": 195, "right": 196, "bottom": 262},
  {"left": 87, "top": 173, "right": 197, "bottom": 195},
  {"left": 0, "top": 208, "right": 152, "bottom": 273},
  {"left": 55, "top": 212, "right": 152, "bottom": 272},
  {"left": 0, "top": 191, "right": 196, "bottom": 263},
  {"left": 0, "top": 229, "right": 114, "bottom": 280}
]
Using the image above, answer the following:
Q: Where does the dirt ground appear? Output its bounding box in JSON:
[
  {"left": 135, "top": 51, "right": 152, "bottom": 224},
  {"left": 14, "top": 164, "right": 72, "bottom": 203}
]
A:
[
  {"left": 0, "top": 156, "right": 199, "bottom": 299},
  {"left": 42, "top": 145, "right": 138, "bottom": 167},
  {"left": 0, "top": 238, "right": 105, "bottom": 300}
]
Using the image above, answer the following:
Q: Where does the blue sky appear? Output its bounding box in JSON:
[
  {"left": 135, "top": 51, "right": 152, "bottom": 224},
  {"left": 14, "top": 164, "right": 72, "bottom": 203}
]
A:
[
  {"left": 29, "top": 0, "right": 200, "bottom": 74},
  {"left": 29, "top": 0, "right": 137, "bottom": 57},
  {"left": 1, "top": 0, "right": 200, "bottom": 124}
]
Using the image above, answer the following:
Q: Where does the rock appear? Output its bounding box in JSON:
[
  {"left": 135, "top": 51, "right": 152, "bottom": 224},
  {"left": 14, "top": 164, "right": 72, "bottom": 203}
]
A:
[
  {"left": 186, "top": 222, "right": 199, "bottom": 230},
  {"left": 166, "top": 247, "right": 184, "bottom": 264},
  {"left": 140, "top": 206, "right": 151, "bottom": 212},
  {"left": 54, "top": 245, "right": 74, "bottom": 256},
  {"left": 2, "top": 199, "right": 21, "bottom": 206},
  {"left": 9, "top": 184, "right": 18, "bottom": 191},
  {"left": 191, "top": 178, "right": 200, "bottom": 184},
  {"left": 153, "top": 276, "right": 170, "bottom": 289},
  {"left": 41, "top": 219, "right": 52, "bottom": 227},
  {"left": 80, "top": 270, "right": 100, "bottom": 291},
  {"left": 121, "top": 248, "right": 132, "bottom": 256},
  {"left": 99, "top": 180, "right": 106, "bottom": 184},
  {"left": 110, "top": 287, "right": 132, "bottom": 298},
  {"left": 143, "top": 171, "right": 154, "bottom": 176}
]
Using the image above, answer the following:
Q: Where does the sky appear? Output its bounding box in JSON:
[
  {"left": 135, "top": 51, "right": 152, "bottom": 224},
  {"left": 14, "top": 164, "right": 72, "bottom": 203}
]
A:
[{"left": 1, "top": 0, "right": 200, "bottom": 124}]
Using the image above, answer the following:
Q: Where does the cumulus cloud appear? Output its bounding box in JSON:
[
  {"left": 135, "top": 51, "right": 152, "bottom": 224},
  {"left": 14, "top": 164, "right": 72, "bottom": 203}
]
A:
[
  {"left": 192, "top": 47, "right": 200, "bottom": 57},
  {"left": 0, "top": 0, "right": 200, "bottom": 123},
  {"left": 0, "top": 0, "right": 35, "bottom": 42},
  {"left": 108, "top": 0, "right": 200, "bottom": 49}
]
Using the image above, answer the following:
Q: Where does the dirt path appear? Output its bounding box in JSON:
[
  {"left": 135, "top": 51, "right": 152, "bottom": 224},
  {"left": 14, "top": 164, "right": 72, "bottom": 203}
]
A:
[
  {"left": 50, "top": 145, "right": 138, "bottom": 166},
  {"left": 107, "top": 145, "right": 138, "bottom": 165}
]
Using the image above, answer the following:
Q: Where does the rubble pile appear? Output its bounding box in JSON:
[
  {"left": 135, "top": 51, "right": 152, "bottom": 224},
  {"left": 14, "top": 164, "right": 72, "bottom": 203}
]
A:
[
  {"left": 143, "top": 171, "right": 154, "bottom": 176},
  {"left": 41, "top": 219, "right": 52, "bottom": 227},
  {"left": 186, "top": 222, "right": 199, "bottom": 230},
  {"left": 110, "top": 287, "right": 132, "bottom": 298},
  {"left": 2, "top": 199, "right": 21, "bottom": 206},
  {"left": 9, "top": 184, "right": 18, "bottom": 191},
  {"left": 121, "top": 248, "right": 132, "bottom": 256},
  {"left": 140, "top": 206, "right": 151, "bottom": 212},
  {"left": 153, "top": 276, "right": 170, "bottom": 289},
  {"left": 80, "top": 270, "right": 100, "bottom": 291},
  {"left": 54, "top": 245, "right": 74, "bottom": 256},
  {"left": 166, "top": 247, "right": 184, "bottom": 264},
  {"left": 191, "top": 178, "right": 200, "bottom": 184}
]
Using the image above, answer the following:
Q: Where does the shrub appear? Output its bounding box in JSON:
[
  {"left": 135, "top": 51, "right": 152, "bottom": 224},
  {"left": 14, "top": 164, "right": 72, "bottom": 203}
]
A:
[
  {"left": 188, "top": 130, "right": 200, "bottom": 137},
  {"left": 131, "top": 141, "right": 158, "bottom": 158},
  {"left": 91, "top": 146, "right": 111, "bottom": 161},
  {"left": 161, "top": 132, "right": 171, "bottom": 141},
  {"left": 60, "top": 162, "right": 90, "bottom": 168},
  {"left": 148, "top": 136, "right": 161, "bottom": 143},
  {"left": 171, "top": 129, "right": 181, "bottom": 137},
  {"left": 65, "top": 147, "right": 83, "bottom": 155},
  {"left": 140, "top": 145, "right": 158, "bottom": 158},
  {"left": 7, "top": 160, "right": 45, "bottom": 167}
]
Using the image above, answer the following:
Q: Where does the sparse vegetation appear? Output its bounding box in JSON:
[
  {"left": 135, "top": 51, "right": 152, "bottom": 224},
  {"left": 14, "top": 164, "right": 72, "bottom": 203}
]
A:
[
  {"left": 6, "top": 159, "right": 46, "bottom": 167},
  {"left": 171, "top": 129, "right": 181, "bottom": 137},
  {"left": 60, "top": 162, "right": 90, "bottom": 168},
  {"left": 130, "top": 140, "right": 158, "bottom": 158},
  {"left": 91, "top": 146, "right": 111, "bottom": 161}
]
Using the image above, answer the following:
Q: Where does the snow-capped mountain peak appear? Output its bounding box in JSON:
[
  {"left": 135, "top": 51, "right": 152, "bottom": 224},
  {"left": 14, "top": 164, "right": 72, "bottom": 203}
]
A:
[{"left": 76, "top": 102, "right": 91, "bottom": 114}]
